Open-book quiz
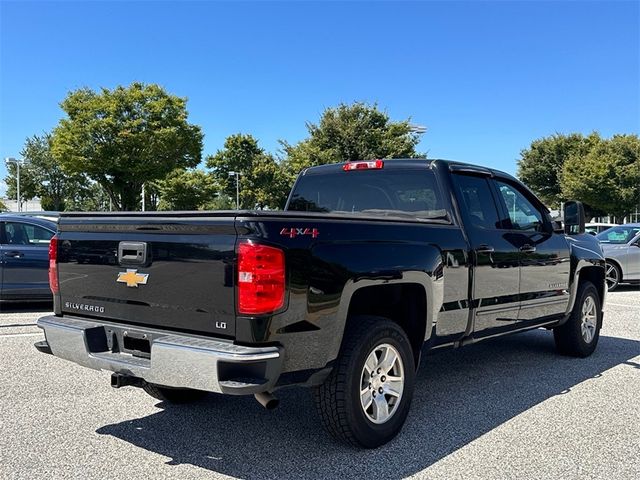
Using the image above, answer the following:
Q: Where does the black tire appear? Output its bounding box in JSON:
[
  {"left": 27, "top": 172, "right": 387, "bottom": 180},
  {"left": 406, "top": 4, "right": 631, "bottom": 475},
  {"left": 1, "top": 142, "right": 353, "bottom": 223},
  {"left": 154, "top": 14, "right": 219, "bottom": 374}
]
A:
[
  {"left": 313, "top": 316, "right": 416, "bottom": 448},
  {"left": 605, "top": 261, "right": 621, "bottom": 292},
  {"left": 142, "top": 383, "right": 208, "bottom": 404},
  {"left": 553, "top": 281, "right": 602, "bottom": 357}
]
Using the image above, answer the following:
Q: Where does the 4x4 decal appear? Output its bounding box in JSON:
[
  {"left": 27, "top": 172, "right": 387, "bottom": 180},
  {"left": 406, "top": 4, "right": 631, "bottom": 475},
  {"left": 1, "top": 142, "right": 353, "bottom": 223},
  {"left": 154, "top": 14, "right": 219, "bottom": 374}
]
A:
[{"left": 280, "top": 227, "right": 319, "bottom": 239}]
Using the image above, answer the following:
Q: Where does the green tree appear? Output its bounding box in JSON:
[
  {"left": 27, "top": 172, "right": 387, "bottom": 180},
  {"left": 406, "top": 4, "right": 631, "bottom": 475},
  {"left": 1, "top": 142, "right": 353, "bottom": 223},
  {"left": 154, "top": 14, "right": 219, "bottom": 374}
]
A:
[
  {"left": 51, "top": 82, "right": 203, "bottom": 211},
  {"left": 206, "top": 134, "right": 286, "bottom": 209},
  {"left": 4, "top": 134, "right": 90, "bottom": 211},
  {"left": 157, "top": 169, "right": 216, "bottom": 210},
  {"left": 246, "top": 153, "right": 291, "bottom": 209},
  {"left": 281, "top": 102, "right": 424, "bottom": 176},
  {"left": 517, "top": 132, "right": 602, "bottom": 207},
  {"left": 142, "top": 182, "right": 161, "bottom": 212},
  {"left": 0, "top": 197, "right": 7, "bottom": 211},
  {"left": 562, "top": 134, "right": 640, "bottom": 220},
  {"left": 202, "top": 194, "right": 235, "bottom": 211},
  {"left": 65, "top": 182, "right": 112, "bottom": 212}
]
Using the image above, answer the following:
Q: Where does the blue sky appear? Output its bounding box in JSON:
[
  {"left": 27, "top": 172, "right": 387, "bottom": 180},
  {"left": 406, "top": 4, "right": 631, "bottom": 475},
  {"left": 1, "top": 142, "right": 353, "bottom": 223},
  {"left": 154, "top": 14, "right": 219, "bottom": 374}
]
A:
[{"left": 1, "top": 0, "right": 638, "bottom": 196}]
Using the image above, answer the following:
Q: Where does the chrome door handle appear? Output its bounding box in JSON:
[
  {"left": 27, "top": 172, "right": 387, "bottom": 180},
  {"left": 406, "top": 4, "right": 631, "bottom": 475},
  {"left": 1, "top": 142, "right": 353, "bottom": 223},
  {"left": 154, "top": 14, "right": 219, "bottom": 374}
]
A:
[
  {"left": 476, "top": 244, "right": 495, "bottom": 254},
  {"left": 520, "top": 245, "right": 536, "bottom": 253},
  {"left": 4, "top": 251, "right": 24, "bottom": 258}
]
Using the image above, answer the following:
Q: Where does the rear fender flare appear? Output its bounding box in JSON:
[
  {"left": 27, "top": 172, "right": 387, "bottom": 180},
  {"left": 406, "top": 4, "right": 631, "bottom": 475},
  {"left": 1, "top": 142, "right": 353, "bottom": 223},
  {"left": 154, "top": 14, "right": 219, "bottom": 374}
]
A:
[{"left": 324, "top": 270, "right": 439, "bottom": 365}]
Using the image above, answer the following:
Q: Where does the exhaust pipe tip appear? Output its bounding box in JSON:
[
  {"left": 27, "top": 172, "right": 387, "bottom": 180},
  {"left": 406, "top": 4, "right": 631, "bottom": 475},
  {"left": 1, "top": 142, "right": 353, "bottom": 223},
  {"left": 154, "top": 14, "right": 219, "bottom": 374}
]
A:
[{"left": 254, "top": 392, "right": 279, "bottom": 410}]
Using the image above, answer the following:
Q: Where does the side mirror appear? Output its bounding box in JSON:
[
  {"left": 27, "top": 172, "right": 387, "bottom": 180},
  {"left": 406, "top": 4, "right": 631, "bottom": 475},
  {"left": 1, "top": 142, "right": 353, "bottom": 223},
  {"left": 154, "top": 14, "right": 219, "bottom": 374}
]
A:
[
  {"left": 552, "top": 220, "right": 564, "bottom": 233},
  {"left": 563, "top": 201, "right": 585, "bottom": 235}
]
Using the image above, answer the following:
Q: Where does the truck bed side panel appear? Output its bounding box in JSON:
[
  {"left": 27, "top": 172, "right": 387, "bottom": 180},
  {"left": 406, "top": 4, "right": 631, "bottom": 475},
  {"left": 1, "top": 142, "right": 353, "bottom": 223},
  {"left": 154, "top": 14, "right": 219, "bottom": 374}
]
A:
[{"left": 234, "top": 216, "right": 469, "bottom": 373}]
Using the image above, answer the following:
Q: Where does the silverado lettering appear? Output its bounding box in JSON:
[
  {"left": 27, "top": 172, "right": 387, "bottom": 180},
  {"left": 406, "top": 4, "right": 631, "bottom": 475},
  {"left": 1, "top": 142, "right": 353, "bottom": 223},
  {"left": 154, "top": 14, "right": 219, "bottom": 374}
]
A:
[{"left": 64, "top": 302, "right": 105, "bottom": 314}]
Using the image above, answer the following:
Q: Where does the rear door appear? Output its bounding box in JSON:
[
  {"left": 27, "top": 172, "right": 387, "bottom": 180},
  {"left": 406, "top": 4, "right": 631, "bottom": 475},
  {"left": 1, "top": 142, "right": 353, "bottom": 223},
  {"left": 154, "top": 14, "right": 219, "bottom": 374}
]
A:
[
  {"left": 491, "top": 179, "right": 571, "bottom": 321},
  {"left": 451, "top": 172, "right": 521, "bottom": 335},
  {"left": 0, "top": 220, "right": 54, "bottom": 300}
]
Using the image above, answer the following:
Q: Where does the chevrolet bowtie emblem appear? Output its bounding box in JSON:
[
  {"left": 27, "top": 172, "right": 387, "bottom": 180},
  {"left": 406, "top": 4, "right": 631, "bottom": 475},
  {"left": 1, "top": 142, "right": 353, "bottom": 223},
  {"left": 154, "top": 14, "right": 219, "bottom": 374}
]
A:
[{"left": 117, "top": 269, "right": 149, "bottom": 288}]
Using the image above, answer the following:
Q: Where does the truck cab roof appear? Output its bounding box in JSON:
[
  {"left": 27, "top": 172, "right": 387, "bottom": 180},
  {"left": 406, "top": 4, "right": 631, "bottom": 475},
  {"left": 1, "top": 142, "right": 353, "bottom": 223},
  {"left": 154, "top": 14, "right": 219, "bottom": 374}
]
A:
[{"left": 301, "top": 158, "right": 516, "bottom": 182}]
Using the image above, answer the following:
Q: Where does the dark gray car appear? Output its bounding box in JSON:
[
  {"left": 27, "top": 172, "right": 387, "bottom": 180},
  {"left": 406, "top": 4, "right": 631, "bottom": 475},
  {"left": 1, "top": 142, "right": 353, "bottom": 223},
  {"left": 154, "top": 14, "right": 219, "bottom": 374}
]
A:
[{"left": 0, "top": 214, "right": 57, "bottom": 302}]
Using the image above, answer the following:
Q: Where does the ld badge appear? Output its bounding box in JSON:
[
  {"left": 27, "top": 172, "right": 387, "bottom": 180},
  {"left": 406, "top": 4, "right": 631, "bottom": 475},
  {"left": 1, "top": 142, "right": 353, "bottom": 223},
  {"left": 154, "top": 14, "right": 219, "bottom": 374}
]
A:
[{"left": 117, "top": 269, "right": 149, "bottom": 288}]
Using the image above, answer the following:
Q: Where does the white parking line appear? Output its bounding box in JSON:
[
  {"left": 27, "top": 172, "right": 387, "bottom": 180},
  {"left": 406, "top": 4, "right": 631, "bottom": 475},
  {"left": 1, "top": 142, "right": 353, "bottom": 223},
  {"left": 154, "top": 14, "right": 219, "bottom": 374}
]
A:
[
  {"left": 0, "top": 332, "right": 42, "bottom": 338},
  {"left": 607, "top": 302, "right": 640, "bottom": 308}
]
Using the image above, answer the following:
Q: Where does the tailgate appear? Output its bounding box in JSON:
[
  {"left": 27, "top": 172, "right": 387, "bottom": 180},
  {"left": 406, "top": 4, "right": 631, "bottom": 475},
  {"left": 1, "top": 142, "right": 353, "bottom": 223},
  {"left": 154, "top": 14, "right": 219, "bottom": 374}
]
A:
[{"left": 56, "top": 213, "right": 237, "bottom": 337}]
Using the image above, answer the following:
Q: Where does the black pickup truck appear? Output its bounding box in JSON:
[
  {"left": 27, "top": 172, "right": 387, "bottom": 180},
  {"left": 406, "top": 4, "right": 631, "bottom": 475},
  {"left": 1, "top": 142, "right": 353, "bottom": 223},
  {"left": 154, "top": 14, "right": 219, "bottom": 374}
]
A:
[{"left": 36, "top": 159, "right": 606, "bottom": 448}]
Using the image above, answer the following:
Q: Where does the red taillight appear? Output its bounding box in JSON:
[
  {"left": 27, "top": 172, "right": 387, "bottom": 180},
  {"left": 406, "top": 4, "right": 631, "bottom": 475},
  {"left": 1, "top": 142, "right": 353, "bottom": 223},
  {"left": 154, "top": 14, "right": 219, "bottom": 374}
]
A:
[
  {"left": 49, "top": 235, "right": 59, "bottom": 294},
  {"left": 237, "top": 243, "right": 285, "bottom": 315},
  {"left": 342, "top": 159, "right": 384, "bottom": 171}
]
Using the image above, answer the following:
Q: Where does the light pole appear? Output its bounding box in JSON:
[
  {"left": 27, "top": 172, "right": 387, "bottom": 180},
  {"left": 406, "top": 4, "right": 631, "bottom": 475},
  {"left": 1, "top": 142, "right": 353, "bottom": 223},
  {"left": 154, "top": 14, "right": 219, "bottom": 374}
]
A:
[
  {"left": 408, "top": 124, "right": 427, "bottom": 134},
  {"left": 228, "top": 171, "right": 243, "bottom": 210},
  {"left": 4, "top": 157, "right": 28, "bottom": 212}
]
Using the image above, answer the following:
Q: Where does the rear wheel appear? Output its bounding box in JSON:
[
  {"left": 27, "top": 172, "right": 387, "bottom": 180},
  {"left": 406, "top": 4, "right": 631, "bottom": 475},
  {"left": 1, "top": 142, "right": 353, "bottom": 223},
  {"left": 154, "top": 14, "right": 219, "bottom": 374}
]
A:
[
  {"left": 605, "top": 262, "right": 620, "bottom": 291},
  {"left": 313, "top": 316, "right": 416, "bottom": 448},
  {"left": 142, "top": 383, "right": 208, "bottom": 404},
  {"left": 553, "top": 281, "right": 602, "bottom": 357}
]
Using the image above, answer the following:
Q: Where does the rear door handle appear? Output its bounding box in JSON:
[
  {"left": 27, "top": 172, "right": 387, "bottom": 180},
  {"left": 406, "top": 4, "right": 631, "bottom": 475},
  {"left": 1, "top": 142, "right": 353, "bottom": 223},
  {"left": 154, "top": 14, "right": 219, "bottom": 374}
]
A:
[
  {"left": 475, "top": 244, "right": 495, "bottom": 254},
  {"left": 520, "top": 244, "right": 536, "bottom": 253},
  {"left": 4, "top": 251, "right": 24, "bottom": 258}
]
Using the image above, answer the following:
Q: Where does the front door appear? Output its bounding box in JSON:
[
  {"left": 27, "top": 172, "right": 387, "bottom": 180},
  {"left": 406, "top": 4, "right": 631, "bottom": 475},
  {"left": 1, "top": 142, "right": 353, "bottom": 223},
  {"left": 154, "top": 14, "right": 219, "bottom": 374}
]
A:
[
  {"left": 491, "top": 180, "right": 571, "bottom": 321},
  {"left": 451, "top": 173, "right": 521, "bottom": 335}
]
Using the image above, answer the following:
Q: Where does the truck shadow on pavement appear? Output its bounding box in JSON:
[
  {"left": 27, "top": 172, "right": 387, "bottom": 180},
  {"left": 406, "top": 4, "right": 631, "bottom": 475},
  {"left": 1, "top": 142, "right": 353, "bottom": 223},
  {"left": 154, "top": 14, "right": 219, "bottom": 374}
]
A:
[{"left": 97, "top": 330, "right": 639, "bottom": 479}]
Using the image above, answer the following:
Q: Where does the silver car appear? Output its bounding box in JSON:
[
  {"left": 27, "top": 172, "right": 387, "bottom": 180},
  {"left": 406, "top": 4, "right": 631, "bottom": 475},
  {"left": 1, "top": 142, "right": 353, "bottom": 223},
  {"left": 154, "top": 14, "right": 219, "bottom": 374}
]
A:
[
  {"left": 585, "top": 222, "right": 618, "bottom": 235},
  {"left": 596, "top": 223, "right": 640, "bottom": 291}
]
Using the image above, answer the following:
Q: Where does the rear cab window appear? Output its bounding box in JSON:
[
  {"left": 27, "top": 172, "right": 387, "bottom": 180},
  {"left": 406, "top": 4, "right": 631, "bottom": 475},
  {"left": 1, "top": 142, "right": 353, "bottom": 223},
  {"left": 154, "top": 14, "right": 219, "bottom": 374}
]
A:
[
  {"left": 287, "top": 166, "right": 449, "bottom": 221},
  {"left": 451, "top": 174, "right": 502, "bottom": 230}
]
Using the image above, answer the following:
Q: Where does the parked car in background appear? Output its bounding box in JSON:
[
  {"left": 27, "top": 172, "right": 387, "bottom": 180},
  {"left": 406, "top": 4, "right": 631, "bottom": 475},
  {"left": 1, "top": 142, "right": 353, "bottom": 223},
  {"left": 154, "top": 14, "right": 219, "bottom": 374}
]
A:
[
  {"left": 585, "top": 222, "right": 618, "bottom": 235},
  {"left": 596, "top": 223, "right": 640, "bottom": 291},
  {"left": 0, "top": 214, "right": 57, "bottom": 302}
]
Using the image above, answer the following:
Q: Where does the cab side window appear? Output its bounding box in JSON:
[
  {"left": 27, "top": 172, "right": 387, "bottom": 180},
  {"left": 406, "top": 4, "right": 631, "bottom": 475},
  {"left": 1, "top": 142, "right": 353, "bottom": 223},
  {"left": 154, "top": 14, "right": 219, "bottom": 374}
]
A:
[
  {"left": 452, "top": 174, "right": 501, "bottom": 230},
  {"left": 495, "top": 181, "right": 546, "bottom": 232}
]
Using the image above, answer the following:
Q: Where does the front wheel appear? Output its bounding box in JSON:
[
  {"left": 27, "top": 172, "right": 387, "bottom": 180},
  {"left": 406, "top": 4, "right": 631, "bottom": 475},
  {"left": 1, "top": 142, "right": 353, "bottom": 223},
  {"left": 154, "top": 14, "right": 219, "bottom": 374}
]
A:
[
  {"left": 313, "top": 316, "right": 416, "bottom": 448},
  {"left": 553, "top": 281, "right": 602, "bottom": 357}
]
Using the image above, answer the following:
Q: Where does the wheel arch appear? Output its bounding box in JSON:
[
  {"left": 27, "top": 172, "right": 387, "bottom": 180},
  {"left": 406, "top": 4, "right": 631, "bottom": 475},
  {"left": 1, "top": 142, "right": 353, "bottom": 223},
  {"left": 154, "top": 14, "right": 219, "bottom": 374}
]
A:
[
  {"left": 346, "top": 283, "right": 427, "bottom": 367},
  {"left": 326, "top": 272, "right": 436, "bottom": 369},
  {"left": 579, "top": 265, "right": 606, "bottom": 306},
  {"left": 565, "top": 241, "right": 606, "bottom": 315}
]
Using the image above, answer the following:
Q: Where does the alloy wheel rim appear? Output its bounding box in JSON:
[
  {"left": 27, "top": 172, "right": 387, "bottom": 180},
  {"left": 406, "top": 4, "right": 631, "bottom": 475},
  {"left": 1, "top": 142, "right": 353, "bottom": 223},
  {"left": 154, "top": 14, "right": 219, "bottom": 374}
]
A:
[
  {"left": 580, "top": 295, "right": 597, "bottom": 343},
  {"left": 605, "top": 264, "right": 618, "bottom": 290},
  {"left": 359, "top": 343, "right": 405, "bottom": 424}
]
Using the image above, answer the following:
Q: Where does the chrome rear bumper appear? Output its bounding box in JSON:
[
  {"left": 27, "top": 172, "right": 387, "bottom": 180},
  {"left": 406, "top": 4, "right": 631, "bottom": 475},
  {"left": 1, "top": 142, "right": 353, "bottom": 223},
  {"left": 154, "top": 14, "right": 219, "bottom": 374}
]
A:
[{"left": 37, "top": 315, "right": 283, "bottom": 395}]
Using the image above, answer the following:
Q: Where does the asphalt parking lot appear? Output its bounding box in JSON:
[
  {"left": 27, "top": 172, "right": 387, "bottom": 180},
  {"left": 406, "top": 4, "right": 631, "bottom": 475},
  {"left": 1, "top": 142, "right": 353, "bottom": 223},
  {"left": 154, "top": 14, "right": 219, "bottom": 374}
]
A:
[{"left": 1, "top": 287, "right": 638, "bottom": 480}]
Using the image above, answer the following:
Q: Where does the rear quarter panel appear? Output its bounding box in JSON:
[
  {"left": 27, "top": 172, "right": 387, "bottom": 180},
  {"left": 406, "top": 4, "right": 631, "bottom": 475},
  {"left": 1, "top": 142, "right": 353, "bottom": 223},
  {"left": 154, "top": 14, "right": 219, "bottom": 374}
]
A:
[{"left": 235, "top": 215, "right": 469, "bottom": 373}]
